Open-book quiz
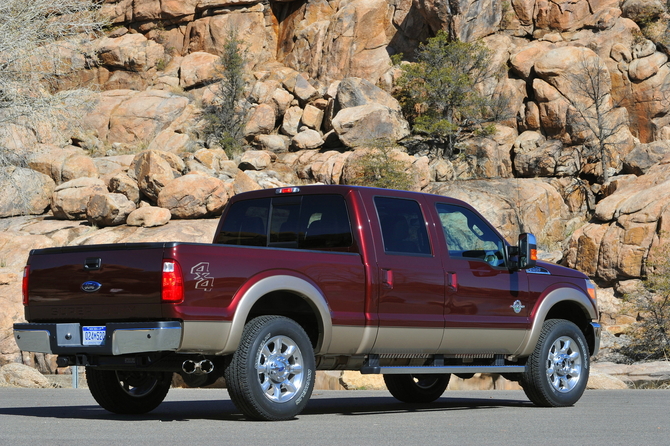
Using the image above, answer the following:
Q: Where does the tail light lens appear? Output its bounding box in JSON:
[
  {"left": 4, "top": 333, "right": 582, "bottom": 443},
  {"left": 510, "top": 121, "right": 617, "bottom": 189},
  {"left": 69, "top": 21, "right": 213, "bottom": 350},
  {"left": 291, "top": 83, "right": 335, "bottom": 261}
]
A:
[
  {"left": 162, "top": 260, "right": 184, "bottom": 303},
  {"left": 22, "top": 266, "right": 30, "bottom": 306}
]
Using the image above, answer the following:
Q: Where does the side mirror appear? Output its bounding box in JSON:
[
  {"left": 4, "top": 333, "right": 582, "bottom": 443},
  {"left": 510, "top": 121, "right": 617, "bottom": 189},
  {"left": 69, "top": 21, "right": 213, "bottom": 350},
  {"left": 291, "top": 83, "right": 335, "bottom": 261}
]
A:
[{"left": 518, "top": 233, "right": 537, "bottom": 269}]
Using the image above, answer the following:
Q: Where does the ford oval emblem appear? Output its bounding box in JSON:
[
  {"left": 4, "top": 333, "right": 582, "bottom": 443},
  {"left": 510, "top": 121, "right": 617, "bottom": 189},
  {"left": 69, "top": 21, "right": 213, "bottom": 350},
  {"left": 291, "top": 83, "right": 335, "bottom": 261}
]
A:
[{"left": 81, "top": 281, "right": 102, "bottom": 293}]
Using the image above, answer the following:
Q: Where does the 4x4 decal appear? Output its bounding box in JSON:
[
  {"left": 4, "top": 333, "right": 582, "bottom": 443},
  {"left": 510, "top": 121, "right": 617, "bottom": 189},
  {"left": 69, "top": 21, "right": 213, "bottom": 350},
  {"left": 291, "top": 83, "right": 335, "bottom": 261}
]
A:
[{"left": 191, "top": 262, "right": 214, "bottom": 291}]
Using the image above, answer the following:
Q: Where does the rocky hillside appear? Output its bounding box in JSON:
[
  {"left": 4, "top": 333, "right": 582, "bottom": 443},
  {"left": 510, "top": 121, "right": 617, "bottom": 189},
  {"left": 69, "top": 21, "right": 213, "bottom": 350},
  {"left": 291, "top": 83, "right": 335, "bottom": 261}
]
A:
[{"left": 2, "top": 0, "right": 670, "bottom": 370}]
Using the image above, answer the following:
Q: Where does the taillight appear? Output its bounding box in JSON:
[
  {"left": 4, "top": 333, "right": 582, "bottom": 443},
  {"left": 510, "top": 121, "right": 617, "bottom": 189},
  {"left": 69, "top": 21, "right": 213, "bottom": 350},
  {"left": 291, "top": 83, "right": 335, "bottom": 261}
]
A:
[
  {"left": 22, "top": 266, "right": 29, "bottom": 306},
  {"left": 162, "top": 260, "right": 184, "bottom": 303}
]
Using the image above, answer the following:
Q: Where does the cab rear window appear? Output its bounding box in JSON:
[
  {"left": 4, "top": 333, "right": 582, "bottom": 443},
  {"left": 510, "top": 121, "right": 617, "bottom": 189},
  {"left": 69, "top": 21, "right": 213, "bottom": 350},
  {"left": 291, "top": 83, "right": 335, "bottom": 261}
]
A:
[{"left": 216, "top": 195, "right": 355, "bottom": 252}]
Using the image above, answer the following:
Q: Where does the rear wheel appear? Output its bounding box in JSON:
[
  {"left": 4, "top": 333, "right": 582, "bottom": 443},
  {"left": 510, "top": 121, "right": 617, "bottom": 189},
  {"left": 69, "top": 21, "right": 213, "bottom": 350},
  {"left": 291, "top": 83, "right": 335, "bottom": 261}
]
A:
[
  {"left": 520, "top": 319, "right": 589, "bottom": 407},
  {"left": 384, "top": 374, "right": 450, "bottom": 403},
  {"left": 225, "top": 316, "right": 316, "bottom": 421},
  {"left": 86, "top": 368, "right": 172, "bottom": 414}
]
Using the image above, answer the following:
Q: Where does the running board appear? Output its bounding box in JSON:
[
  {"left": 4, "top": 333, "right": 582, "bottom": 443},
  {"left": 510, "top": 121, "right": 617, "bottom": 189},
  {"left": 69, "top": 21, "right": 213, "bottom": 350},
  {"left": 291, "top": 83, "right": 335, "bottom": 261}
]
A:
[{"left": 360, "top": 354, "right": 526, "bottom": 375}]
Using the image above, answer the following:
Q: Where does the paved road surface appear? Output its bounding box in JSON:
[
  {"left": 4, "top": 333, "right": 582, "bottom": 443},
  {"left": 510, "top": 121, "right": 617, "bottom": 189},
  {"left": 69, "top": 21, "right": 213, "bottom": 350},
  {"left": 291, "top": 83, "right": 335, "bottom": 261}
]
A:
[{"left": 0, "top": 388, "right": 668, "bottom": 445}]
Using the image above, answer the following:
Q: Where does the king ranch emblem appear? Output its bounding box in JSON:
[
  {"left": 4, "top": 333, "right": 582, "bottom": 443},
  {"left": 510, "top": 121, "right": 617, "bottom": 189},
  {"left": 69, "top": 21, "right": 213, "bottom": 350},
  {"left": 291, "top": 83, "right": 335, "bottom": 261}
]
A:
[{"left": 510, "top": 300, "right": 525, "bottom": 314}]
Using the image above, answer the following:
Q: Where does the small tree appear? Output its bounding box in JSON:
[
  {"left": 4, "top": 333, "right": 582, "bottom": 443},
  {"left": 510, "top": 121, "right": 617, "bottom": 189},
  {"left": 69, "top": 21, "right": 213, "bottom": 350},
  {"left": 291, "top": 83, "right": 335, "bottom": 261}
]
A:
[
  {"left": 395, "top": 31, "right": 504, "bottom": 157},
  {"left": 565, "top": 54, "right": 629, "bottom": 183},
  {"left": 347, "top": 141, "right": 413, "bottom": 191},
  {"left": 622, "top": 241, "right": 670, "bottom": 361},
  {"left": 201, "top": 30, "right": 249, "bottom": 157}
]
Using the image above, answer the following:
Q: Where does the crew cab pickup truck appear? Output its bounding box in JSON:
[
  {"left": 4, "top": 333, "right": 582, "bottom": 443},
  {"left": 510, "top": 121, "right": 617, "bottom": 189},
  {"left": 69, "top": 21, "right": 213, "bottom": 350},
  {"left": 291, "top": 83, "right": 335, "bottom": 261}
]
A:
[{"left": 14, "top": 185, "right": 600, "bottom": 420}]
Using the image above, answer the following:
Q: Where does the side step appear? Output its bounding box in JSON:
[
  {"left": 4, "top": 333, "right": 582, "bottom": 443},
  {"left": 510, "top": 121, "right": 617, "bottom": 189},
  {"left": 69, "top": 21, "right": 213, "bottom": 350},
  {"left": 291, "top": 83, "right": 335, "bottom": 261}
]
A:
[{"left": 360, "top": 354, "right": 526, "bottom": 375}]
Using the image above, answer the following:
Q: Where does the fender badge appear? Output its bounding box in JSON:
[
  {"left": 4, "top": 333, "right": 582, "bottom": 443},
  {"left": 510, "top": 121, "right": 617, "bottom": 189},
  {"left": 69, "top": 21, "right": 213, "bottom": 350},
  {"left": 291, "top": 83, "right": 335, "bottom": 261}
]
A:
[
  {"left": 81, "top": 281, "right": 102, "bottom": 293},
  {"left": 511, "top": 300, "right": 525, "bottom": 314}
]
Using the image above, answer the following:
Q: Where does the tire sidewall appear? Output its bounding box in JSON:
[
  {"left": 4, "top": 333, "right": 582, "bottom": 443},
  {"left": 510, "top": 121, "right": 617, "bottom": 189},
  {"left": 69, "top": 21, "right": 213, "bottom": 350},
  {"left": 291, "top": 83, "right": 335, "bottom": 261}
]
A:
[
  {"left": 243, "top": 317, "right": 315, "bottom": 419},
  {"left": 535, "top": 321, "right": 590, "bottom": 406}
]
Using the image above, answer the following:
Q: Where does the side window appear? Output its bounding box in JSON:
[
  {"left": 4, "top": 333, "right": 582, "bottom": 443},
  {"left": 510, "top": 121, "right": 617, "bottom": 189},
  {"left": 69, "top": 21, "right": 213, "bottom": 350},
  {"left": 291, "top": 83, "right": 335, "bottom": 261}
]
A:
[
  {"left": 436, "top": 203, "right": 506, "bottom": 267},
  {"left": 300, "top": 195, "right": 353, "bottom": 250},
  {"left": 375, "top": 196, "right": 431, "bottom": 255},
  {"left": 215, "top": 195, "right": 354, "bottom": 251},
  {"left": 216, "top": 198, "right": 270, "bottom": 246}
]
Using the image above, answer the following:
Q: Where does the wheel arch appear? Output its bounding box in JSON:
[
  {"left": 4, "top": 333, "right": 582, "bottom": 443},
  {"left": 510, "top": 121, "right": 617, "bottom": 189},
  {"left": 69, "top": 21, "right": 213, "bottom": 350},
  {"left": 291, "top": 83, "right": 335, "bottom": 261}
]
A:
[
  {"left": 219, "top": 274, "right": 332, "bottom": 355},
  {"left": 515, "top": 286, "right": 598, "bottom": 358}
]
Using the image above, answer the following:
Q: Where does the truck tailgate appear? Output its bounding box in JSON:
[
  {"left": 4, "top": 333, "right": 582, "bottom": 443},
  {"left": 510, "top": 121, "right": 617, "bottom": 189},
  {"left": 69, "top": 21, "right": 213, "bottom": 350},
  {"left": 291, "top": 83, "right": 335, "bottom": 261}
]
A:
[{"left": 25, "top": 243, "right": 168, "bottom": 321}]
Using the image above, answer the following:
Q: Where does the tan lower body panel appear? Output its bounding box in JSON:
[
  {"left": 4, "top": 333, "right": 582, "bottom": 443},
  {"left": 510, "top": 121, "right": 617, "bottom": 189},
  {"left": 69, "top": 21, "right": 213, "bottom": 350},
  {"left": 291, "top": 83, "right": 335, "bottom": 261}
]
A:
[
  {"left": 439, "top": 328, "right": 527, "bottom": 354},
  {"left": 178, "top": 321, "right": 232, "bottom": 354},
  {"left": 372, "top": 327, "right": 444, "bottom": 354}
]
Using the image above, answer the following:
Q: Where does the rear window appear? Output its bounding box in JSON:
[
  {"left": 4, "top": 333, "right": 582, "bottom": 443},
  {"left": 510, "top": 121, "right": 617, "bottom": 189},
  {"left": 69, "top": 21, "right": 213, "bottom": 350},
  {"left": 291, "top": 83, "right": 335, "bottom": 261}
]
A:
[{"left": 216, "top": 194, "right": 354, "bottom": 251}]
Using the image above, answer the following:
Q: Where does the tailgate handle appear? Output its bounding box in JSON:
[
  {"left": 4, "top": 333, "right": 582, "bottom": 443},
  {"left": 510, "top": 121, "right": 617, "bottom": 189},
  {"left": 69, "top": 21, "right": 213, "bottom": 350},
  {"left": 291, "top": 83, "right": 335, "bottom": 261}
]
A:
[{"left": 84, "top": 257, "right": 102, "bottom": 271}]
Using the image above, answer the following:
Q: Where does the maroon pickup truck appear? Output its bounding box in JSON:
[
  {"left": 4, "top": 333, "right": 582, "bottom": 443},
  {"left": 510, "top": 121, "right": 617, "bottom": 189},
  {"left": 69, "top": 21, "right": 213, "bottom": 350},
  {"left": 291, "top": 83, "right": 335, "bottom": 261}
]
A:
[{"left": 14, "top": 185, "right": 600, "bottom": 420}]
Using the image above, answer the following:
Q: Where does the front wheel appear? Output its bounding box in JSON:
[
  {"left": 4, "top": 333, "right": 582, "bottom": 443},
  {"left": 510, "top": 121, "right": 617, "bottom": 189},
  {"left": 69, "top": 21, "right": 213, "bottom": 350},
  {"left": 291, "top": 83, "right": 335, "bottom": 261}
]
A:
[
  {"left": 225, "top": 316, "right": 316, "bottom": 421},
  {"left": 86, "top": 368, "right": 172, "bottom": 414},
  {"left": 384, "top": 374, "right": 450, "bottom": 403},
  {"left": 520, "top": 319, "right": 590, "bottom": 407}
]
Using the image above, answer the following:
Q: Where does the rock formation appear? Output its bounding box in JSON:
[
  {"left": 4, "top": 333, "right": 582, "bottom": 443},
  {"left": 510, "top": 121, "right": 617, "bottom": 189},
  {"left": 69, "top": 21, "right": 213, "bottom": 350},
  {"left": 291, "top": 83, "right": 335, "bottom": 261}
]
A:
[{"left": 4, "top": 0, "right": 670, "bottom": 383}]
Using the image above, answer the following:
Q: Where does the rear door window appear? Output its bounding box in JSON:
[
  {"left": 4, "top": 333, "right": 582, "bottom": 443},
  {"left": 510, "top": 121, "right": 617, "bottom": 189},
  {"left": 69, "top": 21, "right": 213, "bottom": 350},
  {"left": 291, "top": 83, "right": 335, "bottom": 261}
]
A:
[
  {"left": 216, "top": 194, "right": 354, "bottom": 251},
  {"left": 374, "top": 196, "right": 431, "bottom": 255}
]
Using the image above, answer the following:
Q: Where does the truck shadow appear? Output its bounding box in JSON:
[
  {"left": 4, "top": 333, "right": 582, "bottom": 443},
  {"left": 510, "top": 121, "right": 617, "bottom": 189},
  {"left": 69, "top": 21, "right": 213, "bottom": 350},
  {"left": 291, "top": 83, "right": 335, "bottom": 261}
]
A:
[{"left": 0, "top": 392, "right": 534, "bottom": 422}]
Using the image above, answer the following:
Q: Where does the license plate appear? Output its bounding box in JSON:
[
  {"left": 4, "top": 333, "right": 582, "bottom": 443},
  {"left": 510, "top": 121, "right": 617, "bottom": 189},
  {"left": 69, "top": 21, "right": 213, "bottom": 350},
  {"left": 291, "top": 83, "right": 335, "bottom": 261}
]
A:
[{"left": 82, "top": 326, "right": 106, "bottom": 346}]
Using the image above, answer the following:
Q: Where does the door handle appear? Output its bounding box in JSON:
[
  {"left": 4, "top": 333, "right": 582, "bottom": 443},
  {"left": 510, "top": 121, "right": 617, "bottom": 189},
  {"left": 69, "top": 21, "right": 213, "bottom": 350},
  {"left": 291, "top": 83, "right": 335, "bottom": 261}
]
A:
[
  {"left": 447, "top": 272, "right": 457, "bottom": 292},
  {"left": 382, "top": 269, "right": 393, "bottom": 289}
]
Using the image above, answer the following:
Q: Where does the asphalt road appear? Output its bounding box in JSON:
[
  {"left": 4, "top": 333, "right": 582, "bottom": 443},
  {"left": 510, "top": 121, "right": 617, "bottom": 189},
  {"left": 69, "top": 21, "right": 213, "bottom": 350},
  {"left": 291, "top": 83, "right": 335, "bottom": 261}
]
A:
[{"left": 0, "top": 388, "right": 668, "bottom": 446}]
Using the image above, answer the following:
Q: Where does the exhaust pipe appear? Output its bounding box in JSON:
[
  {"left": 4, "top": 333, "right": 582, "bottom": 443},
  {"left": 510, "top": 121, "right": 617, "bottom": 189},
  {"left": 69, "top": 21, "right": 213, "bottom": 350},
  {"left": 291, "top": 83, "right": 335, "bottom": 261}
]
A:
[{"left": 182, "top": 359, "right": 214, "bottom": 375}]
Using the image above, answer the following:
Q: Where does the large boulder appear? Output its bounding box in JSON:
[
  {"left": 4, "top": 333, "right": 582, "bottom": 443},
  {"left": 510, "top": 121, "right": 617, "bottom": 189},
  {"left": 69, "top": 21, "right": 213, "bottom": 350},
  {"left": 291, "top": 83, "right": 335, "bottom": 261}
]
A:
[
  {"left": 179, "top": 51, "right": 219, "bottom": 88},
  {"left": 0, "top": 363, "right": 51, "bottom": 388},
  {"left": 51, "top": 178, "right": 108, "bottom": 220},
  {"left": 96, "top": 33, "right": 165, "bottom": 72},
  {"left": 335, "top": 77, "right": 402, "bottom": 113},
  {"left": 157, "top": 173, "right": 232, "bottom": 219},
  {"left": 107, "top": 91, "right": 190, "bottom": 144},
  {"left": 0, "top": 167, "right": 55, "bottom": 218},
  {"left": 126, "top": 206, "right": 172, "bottom": 228},
  {"left": 623, "top": 141, "right": 670, "bottom": 175},
  {"left": 27, "top": 145, "right": 98, "bottom": 184},
  {"left": 86, "top": 193, "right": 137, "bottom": 227},
  {"left": 109, "top": 173, "right": 141, "bottom": 204},
  {"left": 331, "top": 104, "right": 410, "bottom": 148},
  {"left": 131, "top": 150, "right": 185, "bottom": 203}
]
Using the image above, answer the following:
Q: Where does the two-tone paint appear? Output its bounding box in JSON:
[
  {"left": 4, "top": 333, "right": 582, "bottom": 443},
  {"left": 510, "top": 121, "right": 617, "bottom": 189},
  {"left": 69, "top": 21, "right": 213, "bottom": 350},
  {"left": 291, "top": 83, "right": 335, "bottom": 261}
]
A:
[{"left": 14, "top": 185, "right": 600, "bottom": 369}]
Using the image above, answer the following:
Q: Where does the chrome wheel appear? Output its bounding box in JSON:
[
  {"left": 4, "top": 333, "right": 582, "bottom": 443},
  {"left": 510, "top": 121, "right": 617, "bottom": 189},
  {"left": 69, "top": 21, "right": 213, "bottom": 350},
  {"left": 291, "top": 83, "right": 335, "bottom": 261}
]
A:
[
  {"left": 256, "top": 335, "right": 305, "bottom": 403},
  {"left": 546, "top": 336, "right": 582, "bottom": 393},
  {"left": 521, "top": 319, "right": 590, "bottom": 407},
  {"left": 225, "top": 316, "right": 315, "bottom": 420}
]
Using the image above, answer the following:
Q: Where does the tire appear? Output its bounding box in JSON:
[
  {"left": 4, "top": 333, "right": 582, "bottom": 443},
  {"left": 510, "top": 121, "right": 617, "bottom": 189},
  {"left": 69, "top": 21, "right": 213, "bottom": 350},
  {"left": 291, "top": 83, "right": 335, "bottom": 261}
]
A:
[
  {"left": 520, "top": 319, "right": 590, "bottom": 407},
  {"left": 86, "top": 368, "right": 172, "bottom": 414},
  {"left": 384, "top": 374, "right": 450, "bottom": 403},
  {"left": 225, "top": 316, "right": 316, "bottom": 421}
]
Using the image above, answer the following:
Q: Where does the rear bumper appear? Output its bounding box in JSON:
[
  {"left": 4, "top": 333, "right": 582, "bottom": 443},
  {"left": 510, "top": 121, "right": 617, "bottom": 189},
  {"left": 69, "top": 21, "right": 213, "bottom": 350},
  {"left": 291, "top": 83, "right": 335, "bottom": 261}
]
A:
[{"left": 13, "top": 321, "right": 182, "bottom": 356}]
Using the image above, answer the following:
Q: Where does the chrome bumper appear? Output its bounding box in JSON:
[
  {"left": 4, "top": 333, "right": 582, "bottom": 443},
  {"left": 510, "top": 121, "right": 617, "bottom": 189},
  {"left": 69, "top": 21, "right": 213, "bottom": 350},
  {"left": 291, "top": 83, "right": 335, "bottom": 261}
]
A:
[{"left": 13, "top": 321, "right": 182, "bottom": 356}]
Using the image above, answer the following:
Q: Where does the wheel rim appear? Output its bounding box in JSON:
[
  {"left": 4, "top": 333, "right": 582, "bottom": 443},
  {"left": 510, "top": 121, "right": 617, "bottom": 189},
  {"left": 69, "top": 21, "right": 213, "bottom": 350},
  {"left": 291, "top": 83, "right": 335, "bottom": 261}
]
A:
[
  {"left": 256, "top": 335, "right": 304, "bottom": 403},
  {"left": 545, "top": 336, "right": 582, "bottom": 393},
  {"left": 115, "top": 371, "right": 160, "bottom": 398}
]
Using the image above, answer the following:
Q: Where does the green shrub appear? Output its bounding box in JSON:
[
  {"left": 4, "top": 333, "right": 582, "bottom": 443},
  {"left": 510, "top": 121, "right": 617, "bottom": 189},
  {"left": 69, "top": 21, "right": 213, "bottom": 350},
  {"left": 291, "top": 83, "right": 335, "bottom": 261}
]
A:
[
  {"left": 347, "top": 141, "right": 413, "bottom": 191},
  {"left": 201, "top": 29, "right": 249, "bottom": 158},
  {"left": 394, "top": 31, "right": 506, "bottom": 157}
]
